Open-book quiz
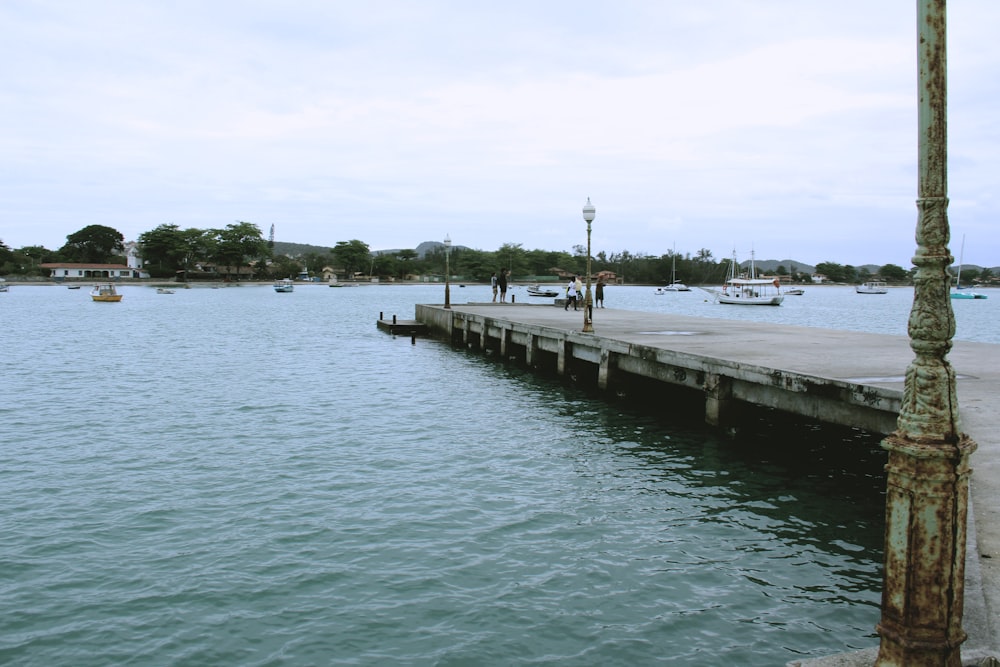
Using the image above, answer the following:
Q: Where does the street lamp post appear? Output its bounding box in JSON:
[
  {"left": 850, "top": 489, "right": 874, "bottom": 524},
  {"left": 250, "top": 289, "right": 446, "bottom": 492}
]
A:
[
  {"left": 582, "top": 198, "right": 595, "bottom": 332},
  {"left": 443, "top": 235, "right": 452, "bottom": 309},
  {"left": 874, "top": 3, "right": 976, "bottom": 664}
]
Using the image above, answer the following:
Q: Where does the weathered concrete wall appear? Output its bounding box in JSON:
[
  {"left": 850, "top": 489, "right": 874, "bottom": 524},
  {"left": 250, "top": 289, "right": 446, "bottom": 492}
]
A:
[{"left": 415, "top": 304, "right": 902, "bottom": 434}]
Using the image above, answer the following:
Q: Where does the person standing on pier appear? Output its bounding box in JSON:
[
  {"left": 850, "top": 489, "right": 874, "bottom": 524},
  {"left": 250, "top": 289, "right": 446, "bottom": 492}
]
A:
[
  {"left": 498, "top": 268, "right": 508, "bottom": 303},
  {"left": 596, "top": 280, "right": 605, "bottom": 308},
  {"left": 490, "top": 272, "right": 498, "bottom": 302},
  {"left": 565, "top": 276, "right": 579, "bottom": 311}
]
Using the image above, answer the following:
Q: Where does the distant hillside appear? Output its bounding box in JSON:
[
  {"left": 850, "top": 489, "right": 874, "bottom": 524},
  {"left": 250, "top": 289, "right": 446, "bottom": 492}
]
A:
[
  {"left": 271, "top": 242, "right": 998, "bottom": 274},
  {"left": 271, "top": 240, "right": 468, "bottom": 259},
  {"left": 752, "top": 259, "right": 817, "bottom": 275},
  {"left": 271, "top": 241, "right": 333, "bottom": 257},
  {"left": 376, "top": 241, "right": 471, "bottom": 258}
]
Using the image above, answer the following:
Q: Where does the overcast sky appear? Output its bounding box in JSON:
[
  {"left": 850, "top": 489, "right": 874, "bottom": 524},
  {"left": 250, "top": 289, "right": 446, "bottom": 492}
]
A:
[{"left": 3, "top": 1, "right": 998, "bottom": 268}]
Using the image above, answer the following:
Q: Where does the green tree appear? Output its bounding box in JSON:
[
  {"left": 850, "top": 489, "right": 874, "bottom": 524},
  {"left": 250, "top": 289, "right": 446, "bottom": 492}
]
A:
[
  {"left": 212, "top": 221, "right": 268, "bottom": 280},
  {"left": 331, "top": 239, "right": 372, "bottom": 277},
  {"left": 371, "top": 252, "right": 398, "bottom": 279},
  {"left": 497, "top": 243, "right": 527, "bottom": 278},
  {"left": 176, "top": 228, "right": 213, "bottom": 280},
  {"left": 451, "top": 248, "right": 492, "bottom": 281},
  {"left": 815, "top": 261, "right": 848, "bottom": 283},
  {"left": 302, "top": 252, "right": 329, "bottom": 276},
  {"left": 0, "top": 239, "right": 13, "bottom": 274},
  {"left": 19, "top": 245, "right": 57, "bottom": 275},
  {"left": 268, "top": 254, "right": 302, "bottom": 279},
  {"left": 879, "top": 263, "right": 908, "bottom": 282},
  {"left": 60, "top": 224, "right": 125, "bottom": 263},
  {"left": 957, "top": 266, "right": 980, "bottom": 285},
  {"left": 395, "top": 249, "right": 419, "bottom": 279},
  {"left": 139, "top": 224, "right": 189, "bottom": 273}
]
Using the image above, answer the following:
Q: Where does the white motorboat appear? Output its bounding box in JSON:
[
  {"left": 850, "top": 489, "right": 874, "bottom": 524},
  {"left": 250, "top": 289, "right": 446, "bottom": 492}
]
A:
[
  {"left": 273, "top": 278, "right": 295, "bottom": 293},
  {"left": 856, "top": 281, "right": 888, "bottom": 295},
  {"left": 526, "top": 285, "right": 559, "bottom": 297}
]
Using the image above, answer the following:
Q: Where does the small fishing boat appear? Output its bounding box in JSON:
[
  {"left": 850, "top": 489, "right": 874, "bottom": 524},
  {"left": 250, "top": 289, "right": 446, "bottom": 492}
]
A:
[
  {"left": 783, "top": 287, "right": 805, "bottom": 296},
  {"left": 701, "top": 250, "right": 784, "bottom": 306},
  {"left": 156, "top": 288, "right": 175, "bottom": 294},
  {"left": 856, "top": 281, "right": 888, "bottom": 295},
  {"left": 527, "top": 285, "right": 559, "bottom": 297},
  {"left": 273, "top": 278, "right": 295, "bottom": 293},
  {"left": 90, "top": 283, "right": 123, "bottom": 302},
  {"left": 67, "top": 285, "right": 81, "bottom": 290}
]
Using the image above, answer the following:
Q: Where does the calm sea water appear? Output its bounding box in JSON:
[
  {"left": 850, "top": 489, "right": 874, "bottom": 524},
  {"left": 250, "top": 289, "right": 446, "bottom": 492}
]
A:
[{"left": 1, "top": 282, "right": 993, "bottom": 666}]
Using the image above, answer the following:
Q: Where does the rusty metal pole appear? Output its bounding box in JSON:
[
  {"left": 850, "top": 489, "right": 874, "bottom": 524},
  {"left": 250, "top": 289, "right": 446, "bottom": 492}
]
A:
[{"left": 874, "top": 1, "right": 977, "bottom": 665}]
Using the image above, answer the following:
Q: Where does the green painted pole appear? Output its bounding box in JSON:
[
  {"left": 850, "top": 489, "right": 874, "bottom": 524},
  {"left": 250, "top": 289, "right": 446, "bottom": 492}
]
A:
[{"left": 874, "top": 1, "right": 977, "bottom": 665}]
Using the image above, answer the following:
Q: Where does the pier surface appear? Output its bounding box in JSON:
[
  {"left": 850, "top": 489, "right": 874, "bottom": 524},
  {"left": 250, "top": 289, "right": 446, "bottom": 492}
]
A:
[{"left": 414, "top": 302, "right": 999, "bottom": 662}]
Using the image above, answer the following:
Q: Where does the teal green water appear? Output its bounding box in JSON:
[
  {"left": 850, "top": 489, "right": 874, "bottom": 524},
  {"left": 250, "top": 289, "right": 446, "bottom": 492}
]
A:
[{"left": 1, "top": 284, "right": 892, "bottom": 665}]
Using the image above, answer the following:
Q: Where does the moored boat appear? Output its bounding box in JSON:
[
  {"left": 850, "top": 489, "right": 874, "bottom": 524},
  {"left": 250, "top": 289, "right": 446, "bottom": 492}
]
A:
[
  {"left": 951, "top": 235, "right": 988, "bottom": 299},
  {"left": 856, "top": 281, "right": 888, "bottom": 295},
  {"left": 661, "top": 245, "right": 691, "bottom": 291},
  {"left": 273, "top": 278, "right": 295, "bottom": 293},
  {"left": 90, "top": 283, "right": 123, "bottom": 302},
  {"left": 527, "top": 284, "right": 559, "bottom": 297},
  {"left": 701, "top": 250, "right": 784, "bottom": 306}
]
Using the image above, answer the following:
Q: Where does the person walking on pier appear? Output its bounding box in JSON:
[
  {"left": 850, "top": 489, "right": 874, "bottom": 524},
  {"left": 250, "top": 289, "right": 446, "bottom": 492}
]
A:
[
  {"left": 565, "top": 276, "right": 579, "bottom": 311},
  {"left": 490, "top": 272, "right": 498, "bottom": 302},
  {"left": 498, "top": 268, "right": 508, "bottom": 303},
  {"left": 595, "top": 280, "right": 605, "bottom": 308}
]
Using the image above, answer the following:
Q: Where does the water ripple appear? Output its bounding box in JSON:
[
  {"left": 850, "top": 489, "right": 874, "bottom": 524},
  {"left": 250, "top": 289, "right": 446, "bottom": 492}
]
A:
[{"left": 0, "top": 285, "right": 889, "bottom": 666}]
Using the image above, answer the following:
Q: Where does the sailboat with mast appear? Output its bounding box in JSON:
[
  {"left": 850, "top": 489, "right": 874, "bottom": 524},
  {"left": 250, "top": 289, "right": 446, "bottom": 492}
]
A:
[
  {"left": 662, "top": 245, "right": 690, "bottom": 292},
  {"left": 951, "top": 235, "right": 987, "bottom": 300},
  {"left": 699, "top": 248, "right": 784, "bottom": 306}
]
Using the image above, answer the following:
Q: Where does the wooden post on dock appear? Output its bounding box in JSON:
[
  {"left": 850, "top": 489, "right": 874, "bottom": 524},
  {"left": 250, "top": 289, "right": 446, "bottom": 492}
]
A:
[{"left": 875, "top": 2, "right": 976, "bottom": 664}]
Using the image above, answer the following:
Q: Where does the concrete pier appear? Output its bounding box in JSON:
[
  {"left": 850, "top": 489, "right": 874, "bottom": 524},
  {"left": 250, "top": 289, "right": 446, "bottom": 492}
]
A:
[{"left": 414, "top": 302, "right": 999, "bottom": 662}]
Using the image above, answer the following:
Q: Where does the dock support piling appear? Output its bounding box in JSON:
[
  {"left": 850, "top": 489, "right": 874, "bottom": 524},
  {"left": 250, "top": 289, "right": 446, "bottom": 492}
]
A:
[
  {"left": 597, "top": 349, "right": 612, "bottom": 390},
  {"left": 526, "top": 334, "right": 538, "bottom": 367},
  {"left": 557, "top": 340, "right": 568, "bottom": 376},
  {"left": 704, "top": 373, "right": 733, "bottom": 428}
]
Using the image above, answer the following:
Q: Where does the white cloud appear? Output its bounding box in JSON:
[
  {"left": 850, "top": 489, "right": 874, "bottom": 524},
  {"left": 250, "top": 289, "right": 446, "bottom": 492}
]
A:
[{"left": 1, "top": 1, "right": 998, "bottom": 268}]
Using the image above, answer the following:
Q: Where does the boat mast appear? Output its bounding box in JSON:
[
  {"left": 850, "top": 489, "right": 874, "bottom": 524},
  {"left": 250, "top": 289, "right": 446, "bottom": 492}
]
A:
[{"left": 954, "top": 233, "right": 965, "bottom": 288}]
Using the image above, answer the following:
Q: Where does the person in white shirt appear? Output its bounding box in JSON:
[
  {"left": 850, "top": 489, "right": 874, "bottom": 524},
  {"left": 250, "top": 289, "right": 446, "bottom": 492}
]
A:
[{"left": 564, "top": 277, "right": 579, "bottom": 311}]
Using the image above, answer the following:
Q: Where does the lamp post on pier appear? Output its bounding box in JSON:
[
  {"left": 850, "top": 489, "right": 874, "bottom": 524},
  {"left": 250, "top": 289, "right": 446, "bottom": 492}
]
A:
[
  {"left": 874, "top": 2, "right": 976, "bottom": 664},
  {"left": 582, "top": 198, "right": 595, "bottom": 332},
  {"left": 443, "top": 235, "right": 451, "bottom": 309}
]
